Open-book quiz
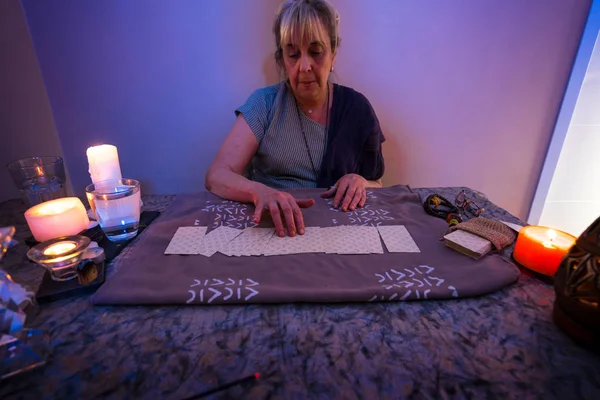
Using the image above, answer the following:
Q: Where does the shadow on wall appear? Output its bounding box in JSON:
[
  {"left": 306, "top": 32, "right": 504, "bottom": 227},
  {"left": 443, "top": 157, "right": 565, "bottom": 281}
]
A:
[
  {"left": 263, "top": 54, "right": 279, "bottom": 86},
  {"left": 380, "top": 121, "right": 406, "bottom": 188}
]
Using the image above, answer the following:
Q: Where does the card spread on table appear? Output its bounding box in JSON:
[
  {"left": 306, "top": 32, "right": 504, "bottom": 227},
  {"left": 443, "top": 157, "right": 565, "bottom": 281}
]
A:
[
  {"left": 165, "top": 225, "right": 417, "bottom": 256},
  {"left": 198, "top": 226, "right": 243, "bottom": 257},
  {"left": 246, "top": 230, "right": 275, "bottom": 256},
  {"left": 376, "top": 225, "right": 420, "bottom": 253},
  {"left": 164, "top": 227, "right": 207, "bottom": 255},
  {"left": 321, "top": 225, "right": 384, "bottom": 254},
  {"left": 262, "top": 227, "right": 325, "bottom": 256},
  {"left": 220, "top": 228, "right": 274, "bottom": 257}
]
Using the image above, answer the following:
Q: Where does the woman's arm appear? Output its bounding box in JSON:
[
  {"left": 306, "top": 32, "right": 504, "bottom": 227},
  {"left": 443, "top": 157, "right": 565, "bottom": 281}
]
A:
[
  {"left": 205, "top": 115, "right": 262, "bottom": 203},
  {"left": 205, "top": 115, "right": 314, "bottom": 237}
]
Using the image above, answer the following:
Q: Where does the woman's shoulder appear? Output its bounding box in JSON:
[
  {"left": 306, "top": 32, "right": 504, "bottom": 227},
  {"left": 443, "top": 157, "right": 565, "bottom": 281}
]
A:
[
  {"left": 333, "top": 83, "right": 376, "bottom": 114},
  {"left": 247, "top": 81, "right": 287, "bottom": 105},
  {"left": 334, "top": 84, "right": 373, "bottom": 108}
]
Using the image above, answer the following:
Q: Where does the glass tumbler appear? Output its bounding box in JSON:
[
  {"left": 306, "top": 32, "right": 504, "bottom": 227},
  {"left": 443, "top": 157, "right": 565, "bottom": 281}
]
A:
[
  {"left": 85, "top": 179, "right": 141, "bottom": 242},
  {"left": 7, "top": 156, "right": 67, "bottom": 207}
]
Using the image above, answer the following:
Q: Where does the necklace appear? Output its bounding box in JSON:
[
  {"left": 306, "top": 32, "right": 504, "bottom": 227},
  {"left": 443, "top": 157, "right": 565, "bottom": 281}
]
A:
[{"left": 295, "top": 83, "right": 330, "bottom": 180}]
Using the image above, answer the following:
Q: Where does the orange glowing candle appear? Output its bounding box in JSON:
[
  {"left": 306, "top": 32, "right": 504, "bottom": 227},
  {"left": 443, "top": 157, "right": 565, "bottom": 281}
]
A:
[{"left": 513, "top": 226, "right": 576, "bottom": 276}]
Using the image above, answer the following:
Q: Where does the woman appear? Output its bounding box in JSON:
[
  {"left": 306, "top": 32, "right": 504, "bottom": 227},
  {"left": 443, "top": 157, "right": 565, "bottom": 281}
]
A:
[{"left": 205, "top": 0, "right": 385, "bottom": 237}]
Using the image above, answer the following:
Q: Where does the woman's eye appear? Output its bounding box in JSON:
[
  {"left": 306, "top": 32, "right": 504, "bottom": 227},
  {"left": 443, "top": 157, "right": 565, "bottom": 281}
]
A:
[
  {"left": 311, "top": 51, "right": 323, "bottom": 57},
  {"left": 288, "top": 53, "right": 300, "bottom": 59}
]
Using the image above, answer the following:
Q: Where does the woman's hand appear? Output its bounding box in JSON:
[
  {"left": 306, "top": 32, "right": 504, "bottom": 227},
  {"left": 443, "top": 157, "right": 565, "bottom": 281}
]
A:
[
  {"left": 320, "top": 174, "right": 369, "bottom": 212},
  {"left": 252, "top": 185, "right": 315, "bottom": 237}
]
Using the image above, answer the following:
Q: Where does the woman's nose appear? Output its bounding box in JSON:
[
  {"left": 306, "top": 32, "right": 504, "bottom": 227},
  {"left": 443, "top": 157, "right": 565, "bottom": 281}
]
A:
[{"left": 299, "top": 53, "right": 311, "bottom": 72}]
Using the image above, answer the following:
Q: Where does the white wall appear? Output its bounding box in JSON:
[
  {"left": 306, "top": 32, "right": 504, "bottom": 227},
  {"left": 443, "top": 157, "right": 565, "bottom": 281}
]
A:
[
  {"left": 539, "top": 30, "right": 600, "bottom": 236},
  {"left": 333, "top": 0, "right": 590, "bottom": 219},
  {"left": 0, "top": 0, "right": 65, "bottom": 203},
  {"left": 19, "top": 0, "right": 591, "bottom": 220}
]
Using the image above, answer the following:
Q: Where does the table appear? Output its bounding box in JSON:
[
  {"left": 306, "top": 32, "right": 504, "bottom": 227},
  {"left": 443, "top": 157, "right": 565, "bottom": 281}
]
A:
[{"left": 1, "top": 188, "right": 599, "bottom": 399}]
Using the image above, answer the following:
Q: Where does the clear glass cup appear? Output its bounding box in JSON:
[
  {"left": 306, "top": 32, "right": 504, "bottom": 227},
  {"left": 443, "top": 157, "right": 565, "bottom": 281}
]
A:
[
  {"left": 85, "top": 178, "right": 141, "bottom": 242},
  {"left": 7, "top": 156, "right": 67, "bottom": 207}
]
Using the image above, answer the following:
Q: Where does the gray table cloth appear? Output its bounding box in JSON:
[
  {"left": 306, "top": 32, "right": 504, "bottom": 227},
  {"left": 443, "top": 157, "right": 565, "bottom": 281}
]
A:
[{"left": 92, "top": 185, "right": 519, "bottom": 305}]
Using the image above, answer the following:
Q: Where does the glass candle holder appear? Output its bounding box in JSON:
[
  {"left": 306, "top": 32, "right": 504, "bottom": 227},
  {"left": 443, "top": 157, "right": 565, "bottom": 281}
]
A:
[
  {"left": 27, "top": 235, "right": 104, "bottom": 281},
  {"left": 85, "top": 178, "right": 141, "bottom": 243},
  {"left": 7, "top": 156, "right": 67, "bottom": 207}
]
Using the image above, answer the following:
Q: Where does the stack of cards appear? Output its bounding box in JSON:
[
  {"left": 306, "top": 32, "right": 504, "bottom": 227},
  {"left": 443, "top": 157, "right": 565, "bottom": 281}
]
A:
[
  {"left": 164, "top": 224, "right": 421, "bottom": 257},
  {"left": 443, "top": 230, "right": 492, "bottom": 260}
]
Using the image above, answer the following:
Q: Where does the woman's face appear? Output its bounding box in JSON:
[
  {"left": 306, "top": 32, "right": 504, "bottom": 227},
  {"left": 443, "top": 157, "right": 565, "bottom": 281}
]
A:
[{"left": 283, "top": 25, "right": 335, "bottom": 104}]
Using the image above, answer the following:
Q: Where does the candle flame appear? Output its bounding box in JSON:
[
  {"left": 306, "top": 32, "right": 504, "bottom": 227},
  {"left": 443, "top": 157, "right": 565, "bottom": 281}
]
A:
[
  {"left": 43, "top": 242, "right": 77, "bottom": 256},
  {"left": 35, "top": 164, "right": 45, "bottom": 176},
  {"left": 541, "top": 229, "right": 559, "bottom": 249}
]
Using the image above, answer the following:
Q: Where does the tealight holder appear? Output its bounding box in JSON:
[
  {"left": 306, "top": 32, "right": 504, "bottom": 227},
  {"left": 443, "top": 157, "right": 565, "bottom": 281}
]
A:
[{"left": 27, "top": 235, "right": 105, "bottom": 283}]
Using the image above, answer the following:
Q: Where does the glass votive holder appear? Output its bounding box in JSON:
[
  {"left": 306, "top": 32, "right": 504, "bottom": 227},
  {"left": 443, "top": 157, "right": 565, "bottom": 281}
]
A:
[
  {"left": 7, "top": 156, "right": 67, "bottom": 207},
  {"left": 27, "top": 235, "right": 105, "bottom": 282},
  {"left": 85, "top": 179, "right": 141, "bottom": 243}
]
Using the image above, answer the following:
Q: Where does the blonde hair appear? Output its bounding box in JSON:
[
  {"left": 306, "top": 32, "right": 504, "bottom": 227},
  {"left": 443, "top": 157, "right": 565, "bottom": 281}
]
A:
[{"left": 273, "top": 0, "right": 341, "bottom": 75}]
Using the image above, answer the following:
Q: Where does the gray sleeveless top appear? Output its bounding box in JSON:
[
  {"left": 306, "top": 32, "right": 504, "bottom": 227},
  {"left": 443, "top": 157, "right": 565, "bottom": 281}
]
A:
[{"left": 235, "top": 81, "right": 328, "bottom": 189}]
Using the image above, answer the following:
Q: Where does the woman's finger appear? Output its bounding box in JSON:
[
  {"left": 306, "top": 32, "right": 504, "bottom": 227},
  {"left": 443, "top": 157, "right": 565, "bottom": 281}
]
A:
[
  {"left": 333, "top": 180, "right": 349, "bottom": 208},
  {"left": 252, "top": 201, "right": 264, "bottom": 223},
  {"left": 290, "top": 199, "right": 305, "bottom": 235},
  {"left": 296, "top": 198, "right": 316, "bottom": 208},
  {"left": 320, "top": 183, "right": 339, "bottom": 199},
  {"left": 279, "top": 198, "right": 296, "bottom": 237},
  {"left": 348, "top": 187, "right": 363, "bottom": 211},
  {"left": 358, "top": 190, "right": 367, "bottom": 208},
  {"left": 269, "top": 201, "right": 286, "bottom": 237},
  {"left": 341, "top": 185, "right": 358, "bottom": 212}
]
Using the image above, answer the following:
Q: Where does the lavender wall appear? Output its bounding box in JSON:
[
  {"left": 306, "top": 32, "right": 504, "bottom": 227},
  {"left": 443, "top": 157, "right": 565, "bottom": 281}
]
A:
[
  {"left": 21, "top": 0, "right": 280, "bottom": 197},
  {"left": 21, "top": 0, "right": 591, "bottom": 218},
  {"left": 0, "top": 0, "right": 66, "bottom": 202},
  {"left": 333, "top": 0, "right": 591, "bottom": 218}
]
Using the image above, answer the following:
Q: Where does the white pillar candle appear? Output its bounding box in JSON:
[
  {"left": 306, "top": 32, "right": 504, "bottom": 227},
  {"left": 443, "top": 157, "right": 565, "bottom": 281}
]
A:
[
  {"left": 25, "top": 197, "right": 90, "bottom": 242},
  {"left": 86, "top": 144, "right": 122, "bottom": 184}
]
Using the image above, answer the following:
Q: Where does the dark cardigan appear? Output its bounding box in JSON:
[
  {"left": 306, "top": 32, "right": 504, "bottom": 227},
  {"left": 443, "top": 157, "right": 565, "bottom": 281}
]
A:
[{"left": 317, "top": 84, "right": 386, "bottom": 188}]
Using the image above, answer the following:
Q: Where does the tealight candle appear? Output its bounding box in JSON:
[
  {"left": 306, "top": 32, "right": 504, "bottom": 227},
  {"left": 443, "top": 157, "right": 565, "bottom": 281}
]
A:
[
  {"left": 86, "top": 144, "right": 122, "bottom": 185},
  {"left": 25, "top": 197, "right": 90, "bottom": 242},
  {"left": 513, "top": 226, "right": 576, "bottom": 276},
  {"left": 27, "top": 235, "right": 105, "bottom": 282}
]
